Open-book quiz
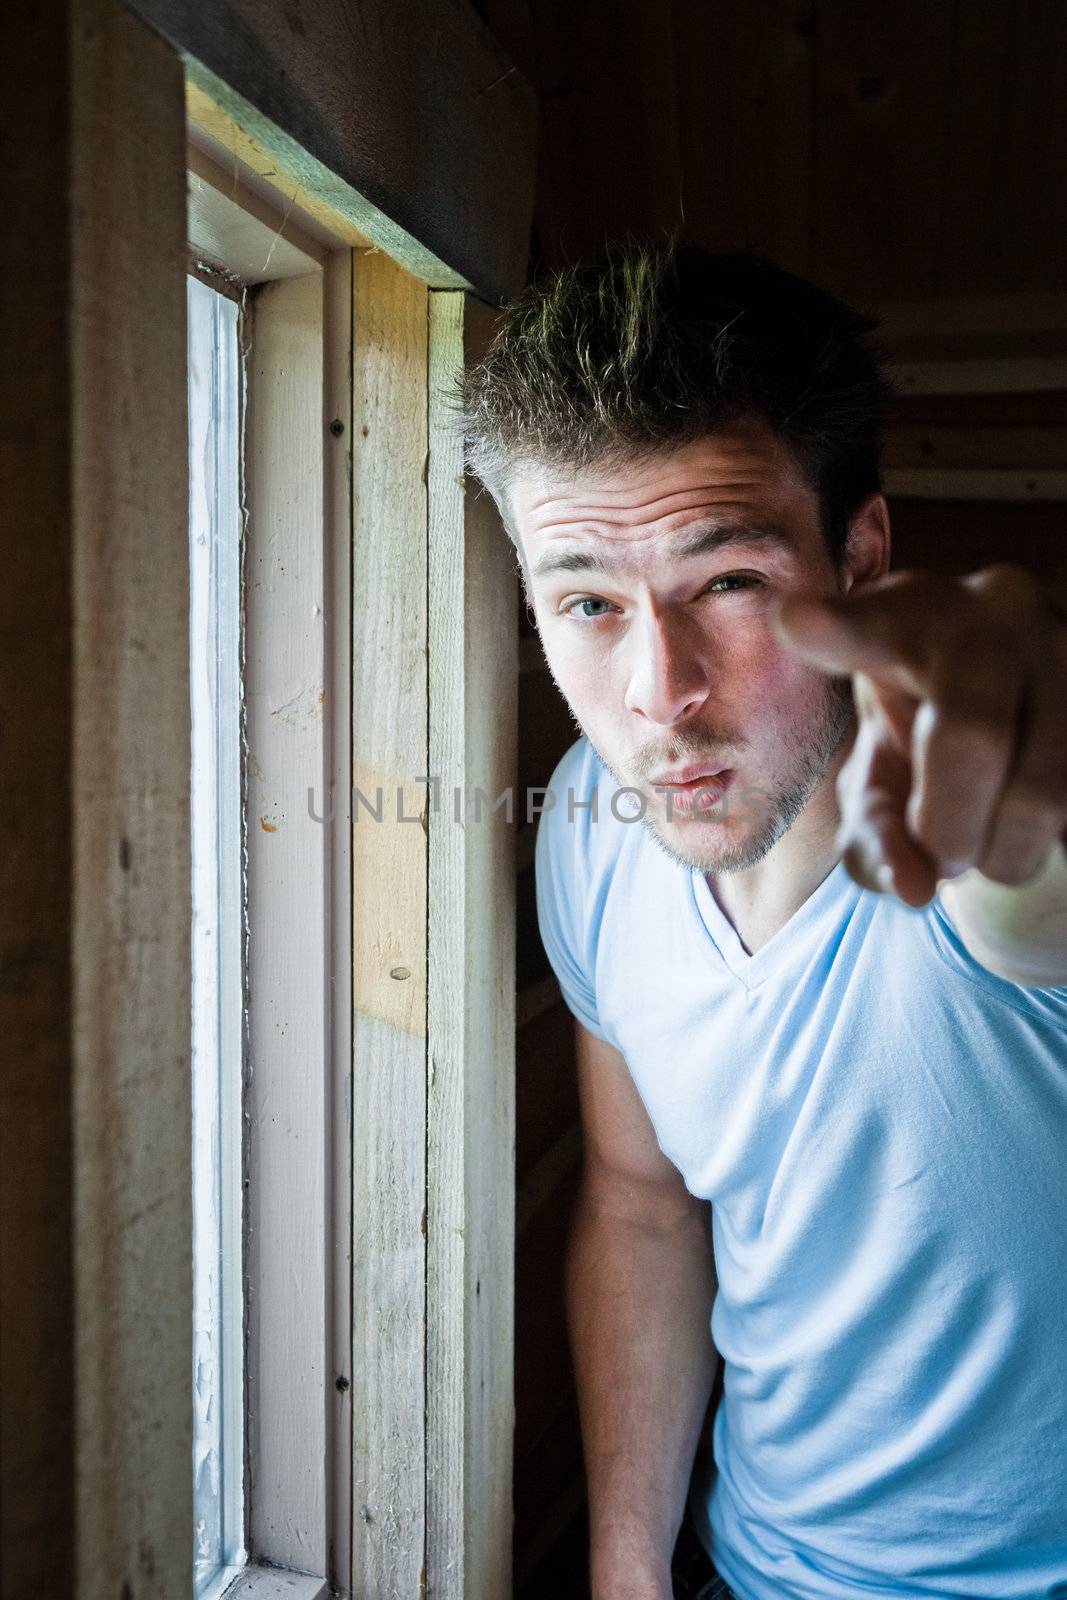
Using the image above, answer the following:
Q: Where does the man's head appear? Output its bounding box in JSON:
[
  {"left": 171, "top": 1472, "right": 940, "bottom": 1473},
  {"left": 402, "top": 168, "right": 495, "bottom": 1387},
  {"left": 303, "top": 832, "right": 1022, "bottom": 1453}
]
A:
[{"left": 461, "top": 242, "right": 894, "bottom": 875}]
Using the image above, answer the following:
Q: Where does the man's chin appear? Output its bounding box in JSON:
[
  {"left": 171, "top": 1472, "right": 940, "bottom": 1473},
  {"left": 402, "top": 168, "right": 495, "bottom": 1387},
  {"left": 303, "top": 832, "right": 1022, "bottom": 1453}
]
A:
[{"left": 640, "top": 801, "right": 783, "bottom": 876}]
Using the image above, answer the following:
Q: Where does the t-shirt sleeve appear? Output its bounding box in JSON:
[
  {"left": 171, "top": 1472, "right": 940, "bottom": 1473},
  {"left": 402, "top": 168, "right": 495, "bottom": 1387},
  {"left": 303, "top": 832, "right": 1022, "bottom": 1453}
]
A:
[
  {"left": 928, "top": 889, "right": 1067, "bottom": 1025},
  {"left": 533, "top": 738, "right": 613, "bottom": 1043}
]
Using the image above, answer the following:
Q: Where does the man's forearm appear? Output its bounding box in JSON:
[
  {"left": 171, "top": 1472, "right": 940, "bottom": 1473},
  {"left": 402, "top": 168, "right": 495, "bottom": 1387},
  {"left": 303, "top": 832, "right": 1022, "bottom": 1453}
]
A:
[{"left": 565, "top": 1186, "right": 719, "bottom": 1600}]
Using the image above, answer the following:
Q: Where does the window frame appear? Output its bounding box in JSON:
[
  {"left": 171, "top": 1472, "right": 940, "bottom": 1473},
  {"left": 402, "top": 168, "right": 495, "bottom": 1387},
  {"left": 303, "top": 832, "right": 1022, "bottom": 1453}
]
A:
[
  {"left": 186, "top": 139, "right": 352, "bottom": 1600},
  {"left": 184, "top": 89, "right": 518, "bottom": 1600},
  {"left": 0, "top": 1, "right": 523, "bottom": 1583},
  {"left": 187, "top": 269, "right": 246, "bottom": 1594}
]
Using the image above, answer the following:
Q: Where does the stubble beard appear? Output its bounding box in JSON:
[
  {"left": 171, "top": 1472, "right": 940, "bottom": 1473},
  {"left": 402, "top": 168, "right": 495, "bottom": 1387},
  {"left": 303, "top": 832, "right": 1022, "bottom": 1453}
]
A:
[{"left": 587, "top": 673, "right": 857, "bottom": 878}]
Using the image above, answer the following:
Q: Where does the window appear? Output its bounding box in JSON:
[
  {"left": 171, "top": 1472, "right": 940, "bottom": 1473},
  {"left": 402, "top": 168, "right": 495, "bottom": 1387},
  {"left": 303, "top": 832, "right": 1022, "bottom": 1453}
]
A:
[
  {"left": 9, "top": 14, "right": 524, "bottom": 1595},
  {"left": 185, "top": 141, "right": 350, "bottom": 1600},
  {"left": 188, "top": 273, "right": 246, "bottom": 1596},
  {"left": 180, "top": 91, "right": 516, "bottom": 1600}
]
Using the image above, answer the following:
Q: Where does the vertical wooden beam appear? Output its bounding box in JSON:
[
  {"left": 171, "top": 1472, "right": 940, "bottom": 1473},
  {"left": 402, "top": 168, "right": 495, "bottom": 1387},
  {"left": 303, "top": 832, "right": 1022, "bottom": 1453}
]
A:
[
  {"left": 323, "top": 247, "right": 355, "bottom": 1600},
  {"left": 244, "top": 269, "right": 328, "bottom": 1573},
  {"left": 1, "top": 2, "right": 75, "bottom": 1590},
  {"left": 427, "top": 292, "right": 518, "bottom": 1599},
  {"left": 671, "top": 0, "right": 814, "bottom": 276},
  {"left": 812, "top": 0, "right": 954, "bottom": 301},
  {"left": 69, "top": 1, "right": 192, "bottom": 1594},
  {"left": 2, "top": 1, "right": 191, "bottom": 1595},
  {"left": 350, "top": 250, "right": 429, "bottom": 1597}
]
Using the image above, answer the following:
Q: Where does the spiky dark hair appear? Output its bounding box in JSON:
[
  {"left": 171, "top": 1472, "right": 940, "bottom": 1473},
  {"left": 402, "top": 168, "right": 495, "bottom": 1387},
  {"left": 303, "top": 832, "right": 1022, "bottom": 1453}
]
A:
[{"left": 459, "top": 239, "right": 893, "bottom": 566}]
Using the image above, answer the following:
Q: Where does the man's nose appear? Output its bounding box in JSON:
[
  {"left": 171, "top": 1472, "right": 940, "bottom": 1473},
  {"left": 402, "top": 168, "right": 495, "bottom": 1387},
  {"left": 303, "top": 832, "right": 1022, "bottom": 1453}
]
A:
[{"left": 623, "top": 606, "right": 712, "bottom": 726}]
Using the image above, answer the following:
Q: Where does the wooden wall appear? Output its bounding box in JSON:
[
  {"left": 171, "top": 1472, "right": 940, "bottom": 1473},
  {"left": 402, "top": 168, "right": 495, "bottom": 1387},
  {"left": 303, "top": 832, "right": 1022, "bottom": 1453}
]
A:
[
  {"left": 476, "top": 3, "right": 1067, "bottom": 1593},
  {"left": 481, "top": 0, "right": 1067, "bottom": 299}
]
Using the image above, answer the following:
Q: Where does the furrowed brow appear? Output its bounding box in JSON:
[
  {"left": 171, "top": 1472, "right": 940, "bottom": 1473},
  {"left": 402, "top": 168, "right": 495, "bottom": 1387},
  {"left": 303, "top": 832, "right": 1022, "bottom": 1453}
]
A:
[{"left": 528, "top": 522, "right": 792, "bottom": 581}]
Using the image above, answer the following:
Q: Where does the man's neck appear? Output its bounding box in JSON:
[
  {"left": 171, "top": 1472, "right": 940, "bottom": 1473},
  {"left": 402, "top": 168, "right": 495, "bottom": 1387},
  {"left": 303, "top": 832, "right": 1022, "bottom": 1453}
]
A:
[{"left": 705, "top": 741, "right": 853, "bottom": 957}]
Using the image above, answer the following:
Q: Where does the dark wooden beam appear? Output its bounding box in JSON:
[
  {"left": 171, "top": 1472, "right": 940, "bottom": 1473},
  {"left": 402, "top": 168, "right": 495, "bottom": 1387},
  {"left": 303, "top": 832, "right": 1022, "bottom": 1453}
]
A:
[{"left": 124, "top": 0, "right": 538, "bottom": 302}]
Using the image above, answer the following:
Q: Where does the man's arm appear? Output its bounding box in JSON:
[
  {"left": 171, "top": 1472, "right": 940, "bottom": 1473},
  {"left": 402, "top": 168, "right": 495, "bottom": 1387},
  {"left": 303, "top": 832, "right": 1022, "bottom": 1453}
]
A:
[
  {"left": 771, "top": 563, "right": 1067, "bottom": 981},
  {"left": 938, "top": 838, "right": 1067, "bottom": 988},
  {"left": 566, "top": 1020, "right": 719, "bottom": 1600}
]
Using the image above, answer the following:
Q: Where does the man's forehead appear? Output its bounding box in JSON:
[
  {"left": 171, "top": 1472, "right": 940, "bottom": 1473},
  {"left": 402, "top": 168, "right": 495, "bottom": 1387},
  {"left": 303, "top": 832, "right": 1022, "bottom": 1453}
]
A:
[
  {"left": 526, "top": 518, "right": 798, "bottom": 581},
  {"left": 508, "top": 426, "right": 814, "bottom": 546}
]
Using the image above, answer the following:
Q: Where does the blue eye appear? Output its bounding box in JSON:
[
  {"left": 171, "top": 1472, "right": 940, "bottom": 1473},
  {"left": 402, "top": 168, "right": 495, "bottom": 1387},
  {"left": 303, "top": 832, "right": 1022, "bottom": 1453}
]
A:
[
  {"left": 566, "top": 597, "right": 616, "bottom": 620},
  {"left": 562, "top": 574, "right": 760, "bottom": 623}
]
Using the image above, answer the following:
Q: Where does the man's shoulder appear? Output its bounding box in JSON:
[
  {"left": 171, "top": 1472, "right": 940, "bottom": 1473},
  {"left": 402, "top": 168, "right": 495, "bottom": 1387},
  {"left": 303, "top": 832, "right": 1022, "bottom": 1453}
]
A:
[
  {"left": 537, "top": 734, "right": 638, "bottom": 868},
  {"left": 542, "top": 732, "right": 607, "bottom": 815}
]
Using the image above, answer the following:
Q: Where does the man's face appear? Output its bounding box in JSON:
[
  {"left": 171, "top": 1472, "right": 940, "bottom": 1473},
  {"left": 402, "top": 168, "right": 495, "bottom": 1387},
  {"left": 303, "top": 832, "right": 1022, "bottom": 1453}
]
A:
[{"left": 509, "top": 423, "right": 860, "bottom": 875}]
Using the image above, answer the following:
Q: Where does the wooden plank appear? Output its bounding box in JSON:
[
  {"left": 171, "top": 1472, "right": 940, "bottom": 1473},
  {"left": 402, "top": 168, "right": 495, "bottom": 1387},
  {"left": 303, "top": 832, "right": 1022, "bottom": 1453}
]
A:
[
  {"left": 243, "top": 269, "right": 328, "bottom": 1574},
  {"left": 888, "top": 500, "right": 1067, "bottom": 582},
  {"left": 350, "top": 250, "right": 429, "bottom": 1597},
  {"left": 878, "top": 291, "right": 1067, "bottom": 343},
  {"left": 187, "top": 83, "right": 372, "bottom": 252},
  {"left": 887, "top": 391, "right": 1067, "bottom": 427},
  {"left": 0, "top": 3, "right": 76, "bottom": 1589},
  {"left": 890, "top": 359, "right": 1067, "bottom": 397},
  {"left": 322, "top": 247, "right": 355, "bottom": 1600},
  {"left": 124, "top": 0, "right": 536, "bottom": 302},
  {"left": 68, "top": 0, "right": 194, "bottom": 1593},
  {"left": 812, "top": 2, "right": 954, "bottom": 301},
  {"left": 3, "top": 7, "right": 193, "bottom": 1591},
  {"left": 187, "top": 140, "right": 328, "bottom": 281},
  {"left": 884, "top": 424, "right": 1067, "bottom": 473},
  {"left": 884, "top": 469, "right": 1067, "bottom": 502},
  {"left": 427, "top": 291, "right": 518, "bottom": 1600},
  {"left": 670, "top": 0, "right": 814, "bottom": 274},
  {"left": 528, "top": 0, "right": 683, "bottom": 264},
  {"left": 940, "top": 1, "right": 1067, "bottom": 295}
]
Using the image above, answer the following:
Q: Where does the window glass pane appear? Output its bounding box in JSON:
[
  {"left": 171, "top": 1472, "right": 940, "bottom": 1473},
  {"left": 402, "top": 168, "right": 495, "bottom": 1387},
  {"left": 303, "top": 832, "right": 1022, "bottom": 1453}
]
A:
[{"left": 188, "top": 273, "right": 245, "bottom": 1595}]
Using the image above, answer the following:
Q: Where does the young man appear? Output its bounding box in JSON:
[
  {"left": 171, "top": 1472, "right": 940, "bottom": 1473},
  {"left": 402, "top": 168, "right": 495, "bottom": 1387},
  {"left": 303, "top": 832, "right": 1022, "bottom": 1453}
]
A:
[{"left": 462, "top": 244, "right": 1067, "bottom": 1600}]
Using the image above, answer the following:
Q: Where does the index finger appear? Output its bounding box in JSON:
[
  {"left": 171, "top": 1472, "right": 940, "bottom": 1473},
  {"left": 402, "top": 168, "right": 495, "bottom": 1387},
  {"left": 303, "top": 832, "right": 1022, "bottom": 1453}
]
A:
[{"left": 769, "top": 580, "right": 932, "bottom": 694}]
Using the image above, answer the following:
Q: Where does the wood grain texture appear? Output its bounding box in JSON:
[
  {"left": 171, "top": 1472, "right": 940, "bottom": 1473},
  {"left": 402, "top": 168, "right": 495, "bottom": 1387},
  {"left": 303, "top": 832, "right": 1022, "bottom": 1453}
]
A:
[
  {"left": 322, "top": 247, "right": 355, "bottom": 1599},
  {"left": 0, "top": 2, "right": 75, "bottom": 1590},
  {"left": 812, "top": 0, "right": 955, "bottom": 302},
  {"left": 125, "top": 0, "right": 536, "bottom": 302},
  {"left": 941, "top": 1, "right": 1067, "bottom": 295},
  {"left": 243, "top": 269, "right": 328, "bottom": 1574},
  {"left": 427, "top": 290, "right": 518, "bottom": 1600},
  {"left": 488, "top": 0, "right": 1067, "bottom": 304},
  {"left": 527, "top": 0, "right": 683, "bottom": 263},
  {"left": 187, "top": 80, "right": 374, "bottom": 252},
  {"left": 68, "top": 0, "right": 194, "bottom": 1593},
  {"left": 671, "top": 0, "right": 814, "bottom": 275},
  {"left": 888, "top": 498, "right": 1067, "bottom": 583},
  {"left": 350, "top": 250, "right": 429, "bottom": 1597}
]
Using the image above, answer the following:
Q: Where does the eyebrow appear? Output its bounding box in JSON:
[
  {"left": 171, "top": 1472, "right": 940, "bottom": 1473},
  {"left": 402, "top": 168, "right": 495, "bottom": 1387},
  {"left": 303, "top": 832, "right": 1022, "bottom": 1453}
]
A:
[{"left": 527, "top": 521, "right": 794, "bottom": 581}]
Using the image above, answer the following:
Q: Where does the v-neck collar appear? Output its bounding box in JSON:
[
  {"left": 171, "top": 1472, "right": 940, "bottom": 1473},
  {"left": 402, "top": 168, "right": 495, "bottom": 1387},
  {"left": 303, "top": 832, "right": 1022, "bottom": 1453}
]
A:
[{"left": 689, "top": 856, "right": 856, "bottom": 990}]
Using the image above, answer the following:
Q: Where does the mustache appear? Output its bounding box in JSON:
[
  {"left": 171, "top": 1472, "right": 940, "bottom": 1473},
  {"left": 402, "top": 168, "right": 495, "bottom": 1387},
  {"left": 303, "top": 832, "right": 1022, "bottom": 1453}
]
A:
[{"left": 632, "top": 736, "right": 746, "bottom": 780}]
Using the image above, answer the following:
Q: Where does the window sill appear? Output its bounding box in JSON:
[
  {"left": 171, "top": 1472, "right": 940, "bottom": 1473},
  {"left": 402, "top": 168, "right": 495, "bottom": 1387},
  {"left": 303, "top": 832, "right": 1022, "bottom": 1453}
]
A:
[{"left": 204, "top": 1563, "right": 329, "bottom": 1600}]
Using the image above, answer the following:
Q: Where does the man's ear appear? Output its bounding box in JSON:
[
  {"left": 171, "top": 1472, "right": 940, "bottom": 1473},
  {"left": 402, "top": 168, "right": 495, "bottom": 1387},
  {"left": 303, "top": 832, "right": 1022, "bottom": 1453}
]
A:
[{"left": 840, "top": 492, "right": 891, "bottom": 595}]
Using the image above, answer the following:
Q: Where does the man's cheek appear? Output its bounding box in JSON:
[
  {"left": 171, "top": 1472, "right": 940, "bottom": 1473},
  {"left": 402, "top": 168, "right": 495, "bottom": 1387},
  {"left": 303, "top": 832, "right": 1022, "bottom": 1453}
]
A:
[{"left": 735, "top": 785, "right": 773, "bottom": 825}]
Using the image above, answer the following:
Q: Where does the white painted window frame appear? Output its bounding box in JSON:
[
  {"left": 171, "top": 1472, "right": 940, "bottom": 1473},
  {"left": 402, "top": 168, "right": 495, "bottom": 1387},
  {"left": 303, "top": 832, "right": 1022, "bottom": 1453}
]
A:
[{"left": 186, "top": 142, "right": 352, "bottom": 1600}]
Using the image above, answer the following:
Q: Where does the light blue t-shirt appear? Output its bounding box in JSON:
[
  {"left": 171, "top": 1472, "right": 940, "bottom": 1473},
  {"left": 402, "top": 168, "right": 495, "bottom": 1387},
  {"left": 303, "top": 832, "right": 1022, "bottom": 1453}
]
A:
[{"left": 535, "top": 733, "right": 1067, "bottom": 1600}]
